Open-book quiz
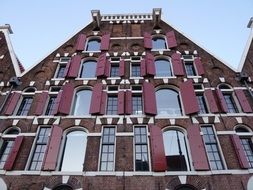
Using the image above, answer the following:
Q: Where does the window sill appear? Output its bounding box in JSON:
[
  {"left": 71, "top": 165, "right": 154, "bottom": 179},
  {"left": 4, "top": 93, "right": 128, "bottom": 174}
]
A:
[
  {"left": 197, "top": 113, "right": 216, "bottom": 117},
  {"left": 155, "top": 115, "right": 189, "bottom": 119},
  {"left": 75, "top": 77, "right": 97, "bottom": 80},
  {"left": 107, "top": 77, "right": 121, "bottom": 80},
  {"left": 186, "top": 76, "right": 202, "bottom": 79},
  {"left": 129, "top": 77, "right": 144, "bottom": 80},
  {"left": 154, "top": 76, "right": 177, "bottom": 79},
  {"left": 82, "top": 50, "right": 101, "bottom": 53},
  {"left": 151, "top": 49, "right": 171, "bottom": 52},
  {"left": 65, "top": 115, "right": 95, "bottom": 119},
  {"left": 51, "top": 78, "right": 65, "bottom": 81},
  {"left": 220, "top": 113, "right": 247, "bottom": 117}
]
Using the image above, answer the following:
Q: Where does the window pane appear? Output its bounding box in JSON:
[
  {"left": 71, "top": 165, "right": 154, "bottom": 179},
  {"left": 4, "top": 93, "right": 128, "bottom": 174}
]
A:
[
  {"left": 110, "top": 64, "right": 119, "bottom": 77},
  {"left": 107, "top": 96, "right": 118, "bottom": 115},
  {"left": 56, "top": 65, "right": 66, "bottom": 78},
  {"left": 86, "top": 39, "right": 101, "bottom": 51},
  {"left": 0, "top": 140, "right": 15, "bottom": 169},
  {"left": 80, "top": 61, "right": 97, "bottom": 78},
  {"left": 240, "top": 137, "right": 253, "bottom": 167},
  {"left": 131, "top": 63, "right": 141, "bottom": 77},
  {"left": 45, "top": 96, "right": 56, "bottom": 115},
  {"left": 155, "top": 59, "right": 172, "bottom": 77},
  {"left": 152, "top": 37, "right": 166, "bottom": 49},
  {"left": 73, "top": 90, "right": 92, "bottom": 115},
  {"left": 17, "top": 97, "right": 33, "bottom": 116},
  {"left": 184, "top": 61, "right": 196, "bottom": 76},
  {"left": 223, "top": 94, "right": 238, "bottom": 113},
  {"left": 197, "top": 95, "right": 208, "bottom": 114},
  {"left": 132, "top": 96, "right": 143, "bottom": 115}
]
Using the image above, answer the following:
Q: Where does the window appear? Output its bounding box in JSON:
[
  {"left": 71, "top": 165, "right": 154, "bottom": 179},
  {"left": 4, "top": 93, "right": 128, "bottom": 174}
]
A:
[
  {"left": 132, "top": 86, "right": 143, "bottom": 115},
  {"left": 131, "top": 57, "right": 141, "bottom": 77},
  {"left": 0, "top": 128, "right": 19, "bottom": 169},
  {"left": 86, "top": 38, "right": 101, "bottom": 51},
  {"left": 106, "top": 95, "right": 118, "bottom": 115},
  {"left": 110, "top": 63, "right": 119, "bottom": 77},
  {"left": 155, "top": 59, "right": 172, "bottom": 77},
  {"left": 72, "top": 90, "right": 92, "bottom": 115},
  {"left": 100, "top": 127, "right": 115, "bottom": 171},
  {"left": 219, "top": 84, "right": 238, "bottom": 113},
  {"left": 163, "top": 129, "right": 190, "bottom": 171},
  {"left": 196, "top": 94, "right": 208, "bottom": 114},
  {"left": 53, "top": 184, "right": 73, "bottom": 190},
  {"left": 156, "top": 89, "right": 182, "bottom": 116},
  {"left": 235, "top": 126, "right": 253, "bottom": 168},
  {"left": 134, "top": 126, "right": 149, "bottom": 171},
  {"left": 29, "top": 127, "right": 51, "bottom": 170},
  {"left": 183, "top": 55, "right": 196, "bottom": 76},
  {"left": 80, "top": 60, "right": 97, "bottom": 78},
  {"left": 60, "top": 130, "right": 87, "bottom": 171},
  {"left": 45, "top": 96, "right": 57, "bottom": 115},
  {"left": 16, "top": 97, "right": 33, "bottom": 116},
  {"left": 152, "top": 37, "right": 167, "bottom": 49},
  {"left": 201, "top": 125, "right": 224, "bottom": 170},
  {"left": 55, "top": 57, "right": 70, "bottom": 78}
]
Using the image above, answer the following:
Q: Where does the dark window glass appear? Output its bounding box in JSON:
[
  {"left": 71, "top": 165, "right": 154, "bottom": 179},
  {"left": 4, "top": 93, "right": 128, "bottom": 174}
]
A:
[
  {"left": 0, "top": 140, "right": 14, "bottom": 169},
  {"left": 156, "top": 89, "right": 182, "bottom": 116},
  {"left": 223, "top": 94, "right": 238, "bottom": 113},
  {"left": 134, "top": 127, "right": 149, "bottom": 171},
  {"left": 131, "top": 63, "right": 141, "bottom": 77},
  {"left": 29, "top": 127, "right": 51, "bottom": 171},
  {"left": 80, "top": 60, "right": 97, "bottom": 78},
  {"left": 110, "top": 63, "right": 119, "bottom": 77},
  {"left": 100, "top": 127, "right": 115, "bottom": 171},
  {"left": 201, "top": 126, "right": 224, "bottom": 170},
  {"left": 72, "top": 90, "right": 92, "bottom": 115},
  {"left": 56, "top": 65, "right": 66, "bottom": 78},
  {"left": 53, "top": 185, "right": 73, "bottom": 190},
  {"left": 184, "top": 61, "right": 196, "bottom": 76},
  {"left": 240, "top": 137, "right": 253, "bottom": 168},
  {"left": 155, "top": 59, "right": 172, "bottom": 77},
  {"left": 16, "top": 97, "right": 33, "bottom": 116},
  {"left": 132, "top": 95, "right": 143, "bottom": 115},
  {"left": 45, "top": 96, "right": 56, "bottom": 115},
  {"left": 107, "top": 96, "right": 118, "bottom": 115},
  {"left": 86, "top": 39, "right": 101, "bottom": 51},
  {"left": 152, "top": 37, "right": 167, "bottom": 49},
  {"left": 196, "top": 95, "right": 208, "bottom": 114},
  {"left": 163, "top": 130, "right": 190, "bottom": 171}
]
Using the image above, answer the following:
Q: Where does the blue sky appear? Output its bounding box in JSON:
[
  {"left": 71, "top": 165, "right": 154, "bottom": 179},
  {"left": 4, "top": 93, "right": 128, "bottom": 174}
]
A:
[{"left": 1, "top": 0, "right": 252, "bottom": 70}]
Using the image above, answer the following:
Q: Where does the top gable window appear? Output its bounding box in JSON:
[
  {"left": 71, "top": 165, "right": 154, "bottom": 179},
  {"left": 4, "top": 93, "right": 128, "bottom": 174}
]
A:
[
  {"left": 152, "top": 37, "right": 167, "bottom": 50},
  {"left": 86, "top": 38, "right": 101, "bottom": 52}
]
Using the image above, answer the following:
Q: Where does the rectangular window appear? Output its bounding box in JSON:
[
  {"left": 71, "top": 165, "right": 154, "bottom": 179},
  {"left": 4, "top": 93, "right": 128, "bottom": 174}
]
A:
[
  {"left": 134, "top": 126, "right": 149, "bottom": 171},
  {"left": 56, "top": 64, "right": 66, "bottom": 78},
  {"left": 223, "top": 94, "right": 238, "bottom": 113},
  {"left": 45, "top": 96, "right": 57, "bottom": 115},
  {"left": 16, "top": 97, "right": 33, "bottom": 116},
  {"left": 29, "top": 127, "right": 51, "bottom": 171},
  {"left": 132, "top": 95, "right": 143, "bottom": 115},
  {"left": 185, "top": 61, "right": 196, "bottom": 76},
  {"left": 201, "top": 126, "right": 224, "bottom": 170},
  {"left": 100, "top": 127, "right": 115, "bottom": 171},
  {"left": 240, "top": 137, "right": 253, "bottom": 167},
  {"left": 110, "top": 63, "right": 119, "bottom": 77},
  {"left": 0, "top": 140, "right": 14, "bottom": 169},
  {"left": 196, "top": 94, "right": 208, "bottom": 114},
  {"left": 131, "top": 63, "right": 141, "bottom": 77},
  {"left": 106, "top": 95, "right": 118, "bottom": 115}
]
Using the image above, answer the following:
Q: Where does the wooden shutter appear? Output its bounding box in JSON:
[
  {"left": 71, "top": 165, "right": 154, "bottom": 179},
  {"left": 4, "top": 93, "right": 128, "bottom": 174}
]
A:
[
  {"left": 144, "top": 32, "right": 152, "bottom": 49},
  {"left": 63, "top": 61, "right": 71, "bottom": 78},
  {"left": 4, "top": 136, "right": 24, "bottom": 170},
  {"left": 119, "top": 59, "right": 125, "bottom": 77},
  {"left": 89, "top": 83, "right": 103, "bottom": 114},
  {"left": 166, "top": 31, "right": 177, "bottom": 48},
  {"left": 43, "top": 125, "right": 63, "bottom": 170},
  {"left": 66, "top": 55, "right": 81, "bottom": 78},
  {"left": 100, "top": 34, "right": 110, "bottom": 51},
  {"left": 34, "top": 92, "right": 48, "bottom": 116},
  {"left": 215, "top": 89, "right": 228, "bottom": 113},
  {"left": 52, "top": 91, "right": 62, "bottom": 115},
  {"left": 75, "top": 34, "right": 86, "bottom": 51},
  {"left": 100, "top": 92, "right": 107, "bottom": 115},
  {"left": 118, "top": 91, "right": 125, "bottom": 115},
  {"left": 204, "top": 89, "right": 219, "bottom": 113},
  {"left": 57, "top": 83, "right": 74, "bottom": 115},
  {"left": 187, "top": 124, "right": 209, "bottom": 170},
  {"left": 96, "top": 53, "right": 107, "bottom": 77},
  {"left": 194, "top": 57, "right": 204, "bottom": 75},
  {"left": 143, "top": 82, "right": 157, "bottom": 115},
  {"left": 180, "top": 80, "right": 199, "bottom": 114},
  {"left": 125, "top": 90, "right": 132, "bottom": 115},
  {"left": 171, "top": 53, "right": 185, "bottom": 76},
  {"left": 4, "top": 92, "right": 21, "bottom": 115},
  {"left": 231, "top": 135, "right": 250, "bottom": 169},
  {"left": 149, "top": 125, "right": 167, "bottom": 172},
  {"left": 235, "top": 89, "right": 252, "bottom": 113},
  {"left": 104, "top": 60, "right": 110, "bottom": 78},
  {"left": 146, "top": 52, "right": 155, "bottom": 76},
  {"left": 140, "top": 59, "right": 146, "bottom": 77}
]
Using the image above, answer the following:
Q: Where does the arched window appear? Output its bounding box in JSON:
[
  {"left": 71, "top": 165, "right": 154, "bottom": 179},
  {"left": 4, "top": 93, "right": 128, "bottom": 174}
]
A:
[
  {"left": 53, "top": 184, "right": 73, "bottom": 190},
  {"left": 155, "top": 59, "right": 172, "bottom": 77},
  {"left": 219, "top": 84, "right": 238, "bottom": 113},
  {"left": 60, "top": 130, "right": 88, "bottom": 171},
  {"left": 80, "top": 60, "right": 97, "bottom": 78},
  {"left": 156, "top": 88, "right": 182, "bottom": 116},
  {"left": 152, "top": 37, "right": 167, "bottom": 49},
  {"left": 86, "top": 38, "right": 101, "bottom": 51},
  {"left": 72, "top": 90, "right": 92, "bottom": 115},
  {"left": 163, "top": 128, "right": 190, "bottom": 171},
  {"left": 175, "top": 184, "right": 197, "bottom": 190}
]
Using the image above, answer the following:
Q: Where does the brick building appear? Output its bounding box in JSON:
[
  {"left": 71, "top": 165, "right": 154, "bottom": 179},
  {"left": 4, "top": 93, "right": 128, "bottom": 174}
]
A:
[{"left": 0, "top": 9, "right": 253, "bottom": 190}]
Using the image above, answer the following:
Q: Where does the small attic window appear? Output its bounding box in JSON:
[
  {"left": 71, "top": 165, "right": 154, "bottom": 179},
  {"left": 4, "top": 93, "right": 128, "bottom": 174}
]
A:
[
  {"left": 23, "top": 87, "right": 36, "bottom": 93},
  {"left": 235, "top": 126, "right": 250, "bottom": 133},
  {"left": 218, "top": 84, "right": 231, "bottom": 90}
]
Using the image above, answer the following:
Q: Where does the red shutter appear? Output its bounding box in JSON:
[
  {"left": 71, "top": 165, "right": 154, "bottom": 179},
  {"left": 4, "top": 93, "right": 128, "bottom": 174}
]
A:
[
  {"left": 187, "top": 124, "right": 209, "bottom": 171},
  {"left": 171, "top": 53, "right": 185, "bottom": 76},
  {"left": 89, "top": 83, "right": 103, "bottom": 114},
  {"left": 125, "top": 90, "right": 132, "bottom": 115},
  {"left": 96, "top": 53, "right": 107, "bottom": 77},
  {"left": 143, "top": 81, "right": 157, "bottom": 115},
  {"left": 144, "top": 32, "right": 152, "bottom": 49},
  {"left": 43, "top": 125, "right": 63, "bottom": 170},
  {"left": 34, "top": 92, "right": 48, "bottom": 116},
  {"left": 140, "top": 59, "right": 146, "bottom": 77},
  {"left": 52, "top": 91, "right": 62, "bottom": 115},
  {"left": 119, "top": 60, "right": 125, "bottom": 77},
  {"left": 204, "top": 89, "right": 219, "bottom": 113},
  {"left": 149, "top": 125, "right": 167, "bottom": 172},
  {"left": 4, "top": 92, "right": 21, "bottom": 115},
  {"left": 75, "top": 34, "right": 86, "bottom": 51},
  {"left": 100, "top": 92, "right": 107, "bottom": 115},
  {"left": 231, "top": 135, "right": 250, "bottom": 169},
  {"left": 58, "top": 83, "right": 74, "bottom": 115},
  {"left": 194, "top": 57, "right": 204, "bottom": 75},
  {"left": 63, "top": 61, "right": 71, "bottom": 78},
  {"left": 235, "top": 89, "right": 252, "bottom": 113},
  {"left": 146, "top": 52, "right": 155, "bottom": 76},
  {"left": 4, "top": 136, "right": 24, "bottom": 170},
  {"left": 180, "top": 80, "right": 199, "bottom": 115},
  {"left": 66, "top": 55, "right": 81, "bottom": 78},
  {"left": 118, "top": 91, "right": 125, "bottom": 115},
  {"left": 100, "top": 34, "right": 110, "bottom": 51},
  {"left": 215, "top": 89, "right": 228, "bottom": 113},
  {"left": 104, "top": 60, "right": 110, "bottom": 78},
  {"left": 166, "top": 31, "right": 177, "bottom": 48}
]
